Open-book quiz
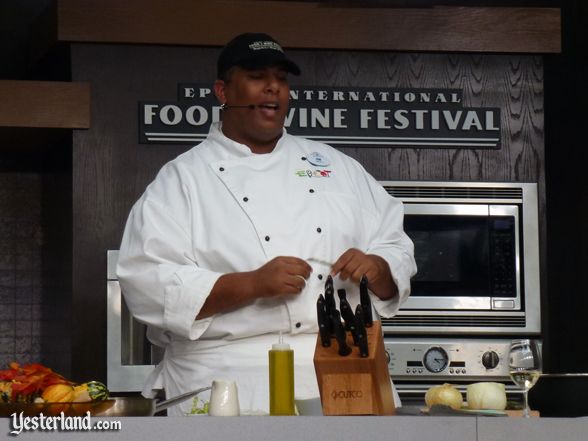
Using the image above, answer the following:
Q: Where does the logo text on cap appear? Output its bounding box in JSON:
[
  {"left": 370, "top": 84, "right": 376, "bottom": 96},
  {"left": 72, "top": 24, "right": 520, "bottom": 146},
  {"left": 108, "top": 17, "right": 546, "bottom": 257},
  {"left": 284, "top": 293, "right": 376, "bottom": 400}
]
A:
[{"left": 249, "top": 41, "right": 284, "bottom": 52}]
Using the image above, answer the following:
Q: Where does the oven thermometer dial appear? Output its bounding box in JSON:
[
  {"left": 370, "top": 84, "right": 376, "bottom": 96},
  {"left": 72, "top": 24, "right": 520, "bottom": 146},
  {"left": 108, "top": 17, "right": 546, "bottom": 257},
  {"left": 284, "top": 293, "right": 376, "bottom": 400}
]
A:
[{"left": 423, "top": 347, "right": 449, "bottom": 373}]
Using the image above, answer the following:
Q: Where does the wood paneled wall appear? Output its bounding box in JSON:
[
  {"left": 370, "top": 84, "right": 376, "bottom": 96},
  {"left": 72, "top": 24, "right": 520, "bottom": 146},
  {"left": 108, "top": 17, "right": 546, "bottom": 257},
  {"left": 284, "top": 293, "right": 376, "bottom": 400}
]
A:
[
  {"left": 53, "top": 0, "right": 560, "bottom": 53},
  {"left": 0, "top": 81, "right": 90, "bottom": 129},
  {"left": 70, "top": 43, "right": 544, "bottom": 381}
]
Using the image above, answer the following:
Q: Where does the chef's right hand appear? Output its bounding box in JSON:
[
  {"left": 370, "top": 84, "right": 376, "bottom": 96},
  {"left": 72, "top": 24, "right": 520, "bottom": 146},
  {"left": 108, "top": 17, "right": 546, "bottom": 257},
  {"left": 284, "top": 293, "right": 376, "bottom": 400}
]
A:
[
  {"left": 252, "top": 256, "right": 312, "bottom": 297},
  {"left": 197, "top": 257, "right": 312, "bottom": 319}
]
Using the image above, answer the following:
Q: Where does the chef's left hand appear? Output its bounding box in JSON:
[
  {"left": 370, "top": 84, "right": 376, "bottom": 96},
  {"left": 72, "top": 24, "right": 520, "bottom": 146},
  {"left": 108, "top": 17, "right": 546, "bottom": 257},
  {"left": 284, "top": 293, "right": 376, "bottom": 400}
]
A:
[{"left": 331, "top": 248, "right": 398, "bottom": 300}]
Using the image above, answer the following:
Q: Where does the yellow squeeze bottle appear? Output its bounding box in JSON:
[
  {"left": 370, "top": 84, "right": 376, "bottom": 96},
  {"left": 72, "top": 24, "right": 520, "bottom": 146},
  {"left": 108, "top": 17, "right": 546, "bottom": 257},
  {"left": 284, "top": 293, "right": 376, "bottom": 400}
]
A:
[{"left": 269, "top": 332, "right": 295, "bottom": 415}]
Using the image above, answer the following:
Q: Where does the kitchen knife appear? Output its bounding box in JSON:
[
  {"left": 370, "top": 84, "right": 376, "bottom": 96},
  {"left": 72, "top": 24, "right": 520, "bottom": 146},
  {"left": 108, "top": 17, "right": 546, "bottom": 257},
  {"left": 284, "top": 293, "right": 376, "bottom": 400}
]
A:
[
  {"left": 324, "top": 275, "right": 336, "bottom": 336},
  {"left": 354, "top": 304, "right": 369, "bottom": 358},
  {"left": 359, "top": 275, "right": 373, "bottom": 327},
  {"left": 316, "top": 294, "right": 331, "bottom": 347},
  {"left": 331, "top": 309, "right": 352, "bottom": 356},
  {"left": 337, "top": 289, "right": 359, "bottom": 345}
]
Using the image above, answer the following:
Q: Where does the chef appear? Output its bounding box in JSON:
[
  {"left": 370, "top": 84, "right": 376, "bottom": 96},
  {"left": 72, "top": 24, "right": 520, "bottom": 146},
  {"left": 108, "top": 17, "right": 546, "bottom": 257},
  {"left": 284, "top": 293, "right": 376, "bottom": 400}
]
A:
[{"left": 117, "top": 32, "right": 416, "bottom": 415}]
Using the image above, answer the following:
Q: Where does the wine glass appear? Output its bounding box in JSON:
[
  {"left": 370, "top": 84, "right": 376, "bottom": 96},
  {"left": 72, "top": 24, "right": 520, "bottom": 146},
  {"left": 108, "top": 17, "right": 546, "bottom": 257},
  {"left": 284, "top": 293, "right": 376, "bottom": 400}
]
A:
[{"left": 509, "top": 339, "right": 542, "bottom": 417}]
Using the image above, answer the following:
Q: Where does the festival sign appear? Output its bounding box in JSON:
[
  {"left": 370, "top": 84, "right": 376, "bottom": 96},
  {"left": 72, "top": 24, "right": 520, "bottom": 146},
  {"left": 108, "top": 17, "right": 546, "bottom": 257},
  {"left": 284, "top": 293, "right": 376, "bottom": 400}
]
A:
[{"left": 139, "top": 85, "right": 501, "bottom": 149}]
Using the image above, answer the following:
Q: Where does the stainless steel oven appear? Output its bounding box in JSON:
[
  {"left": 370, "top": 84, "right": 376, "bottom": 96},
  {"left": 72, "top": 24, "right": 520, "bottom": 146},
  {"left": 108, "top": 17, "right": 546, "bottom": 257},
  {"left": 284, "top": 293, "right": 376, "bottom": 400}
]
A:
[
  {"left": 107, "top": 250, "right": 161, "bottom": 392},
  {"left": 379, "top": 181, "right": 541, "bottom": 401}
]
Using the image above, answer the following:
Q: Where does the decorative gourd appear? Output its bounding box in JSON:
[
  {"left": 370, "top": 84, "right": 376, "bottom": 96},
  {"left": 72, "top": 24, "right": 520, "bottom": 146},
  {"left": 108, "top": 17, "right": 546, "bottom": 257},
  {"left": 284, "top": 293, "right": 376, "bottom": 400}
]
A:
[
  {"left": 0, "top": 381, "right": 12, "bottom": 403},
  {"left": 41, "top": 384, "right": 75, "bottom": 402},
  {"left": 72, "top": 381, "right": 109, "bottom": 402}
]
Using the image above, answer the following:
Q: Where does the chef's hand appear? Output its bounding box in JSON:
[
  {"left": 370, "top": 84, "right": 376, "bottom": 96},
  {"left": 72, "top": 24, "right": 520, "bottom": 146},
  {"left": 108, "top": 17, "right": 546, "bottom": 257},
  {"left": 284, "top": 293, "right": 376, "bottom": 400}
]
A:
[
  {"left": 331, "top": 248, "right": 398, "bottom": 300},
  {"left": 252, "top": 256, "right": 312, "bottom": 297},
  {"left": 197, "top": 257, "right": 312, "bottom": 319}
]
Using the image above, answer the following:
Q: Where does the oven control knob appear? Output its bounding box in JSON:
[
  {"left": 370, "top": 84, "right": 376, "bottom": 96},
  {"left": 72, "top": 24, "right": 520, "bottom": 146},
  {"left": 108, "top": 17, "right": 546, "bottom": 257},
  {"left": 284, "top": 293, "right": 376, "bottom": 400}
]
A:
[{"left": 481, "top": 351, "right": 500, "bottom": 369}]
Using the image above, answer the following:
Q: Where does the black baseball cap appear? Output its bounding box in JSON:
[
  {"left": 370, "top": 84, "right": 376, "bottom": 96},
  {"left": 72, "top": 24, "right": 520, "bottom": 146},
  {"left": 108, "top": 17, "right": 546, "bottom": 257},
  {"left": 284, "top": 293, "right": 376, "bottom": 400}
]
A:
[{"left": 217, "top": 33, "right": 301, "bottom": 79}]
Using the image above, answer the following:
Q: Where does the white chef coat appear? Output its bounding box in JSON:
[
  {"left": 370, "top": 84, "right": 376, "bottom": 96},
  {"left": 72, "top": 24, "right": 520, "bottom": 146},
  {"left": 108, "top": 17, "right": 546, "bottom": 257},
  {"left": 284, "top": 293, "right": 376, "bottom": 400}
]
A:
[{"left": 117, "top": 122, "right": 416, "bottom": 415}]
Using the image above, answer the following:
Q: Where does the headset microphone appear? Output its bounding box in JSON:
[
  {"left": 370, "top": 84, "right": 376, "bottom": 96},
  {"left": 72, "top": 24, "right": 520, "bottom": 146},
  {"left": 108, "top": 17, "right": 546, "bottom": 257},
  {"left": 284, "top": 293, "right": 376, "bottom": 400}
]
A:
[{"left": 221, "top": 103, "right": 256, "bottom": 110}]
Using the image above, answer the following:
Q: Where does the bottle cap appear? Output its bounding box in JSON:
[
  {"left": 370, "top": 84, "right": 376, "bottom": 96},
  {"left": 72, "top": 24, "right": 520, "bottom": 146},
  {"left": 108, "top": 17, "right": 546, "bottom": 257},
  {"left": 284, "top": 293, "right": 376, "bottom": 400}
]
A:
[{"left": 272, "top": 331, "right": 291, "bottom": 350}]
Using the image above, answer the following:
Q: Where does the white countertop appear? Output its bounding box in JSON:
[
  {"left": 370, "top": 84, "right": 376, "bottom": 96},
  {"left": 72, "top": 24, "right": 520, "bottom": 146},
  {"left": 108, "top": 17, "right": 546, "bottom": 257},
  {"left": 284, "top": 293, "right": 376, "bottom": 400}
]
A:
[{"left": 1, "top": 415, "right": 587, "bottom": 441}]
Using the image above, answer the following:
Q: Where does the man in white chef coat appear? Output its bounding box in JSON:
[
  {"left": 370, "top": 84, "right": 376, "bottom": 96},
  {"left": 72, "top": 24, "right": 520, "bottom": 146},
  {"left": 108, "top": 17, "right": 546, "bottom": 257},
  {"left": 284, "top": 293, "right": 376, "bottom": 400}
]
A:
[{"left": 117, "top": 33, "right": 416, "bottom": 415}]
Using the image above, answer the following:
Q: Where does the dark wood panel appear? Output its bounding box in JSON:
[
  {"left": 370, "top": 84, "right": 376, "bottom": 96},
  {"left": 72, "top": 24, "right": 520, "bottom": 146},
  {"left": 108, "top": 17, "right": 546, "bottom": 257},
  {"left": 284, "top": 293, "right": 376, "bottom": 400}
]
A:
[
  {"left": 54, "top": 0, "right": 561, "bottom": 53},
  {"left": 0, "top": 80, "right": 90, "bottom": 130},
  {"left": 293, "top": 51, "right": 544, "bottom": 183},
  {"left": 70, "top": 44, "right": 545, "bottom": 381}
]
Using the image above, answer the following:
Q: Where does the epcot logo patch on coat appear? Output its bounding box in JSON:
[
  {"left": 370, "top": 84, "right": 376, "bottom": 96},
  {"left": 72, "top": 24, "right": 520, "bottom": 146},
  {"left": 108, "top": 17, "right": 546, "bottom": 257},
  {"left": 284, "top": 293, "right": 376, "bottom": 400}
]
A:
[{"left": 295, "top": 169, "right": 332, "bottom": 178}]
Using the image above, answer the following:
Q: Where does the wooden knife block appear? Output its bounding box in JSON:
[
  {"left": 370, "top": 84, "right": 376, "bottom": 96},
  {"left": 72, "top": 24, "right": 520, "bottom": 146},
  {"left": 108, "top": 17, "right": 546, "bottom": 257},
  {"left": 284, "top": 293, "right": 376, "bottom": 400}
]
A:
[{"left": 313, "top": 321, "right": 395, "bottom": 415}]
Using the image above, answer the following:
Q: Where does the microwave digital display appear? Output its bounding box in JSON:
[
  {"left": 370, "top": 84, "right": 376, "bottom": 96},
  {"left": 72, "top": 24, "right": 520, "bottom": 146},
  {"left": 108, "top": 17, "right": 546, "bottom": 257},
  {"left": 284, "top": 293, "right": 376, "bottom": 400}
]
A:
[{"left": 406, "top": 215, "right": 516, "bottom": 298}]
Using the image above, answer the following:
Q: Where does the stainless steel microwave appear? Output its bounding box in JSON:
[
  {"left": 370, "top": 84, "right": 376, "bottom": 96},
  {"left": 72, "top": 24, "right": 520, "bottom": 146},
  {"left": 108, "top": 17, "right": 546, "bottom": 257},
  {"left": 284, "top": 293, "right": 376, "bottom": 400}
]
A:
[{"left": 379, "top": 181, "right": 541, "bottom": 336}]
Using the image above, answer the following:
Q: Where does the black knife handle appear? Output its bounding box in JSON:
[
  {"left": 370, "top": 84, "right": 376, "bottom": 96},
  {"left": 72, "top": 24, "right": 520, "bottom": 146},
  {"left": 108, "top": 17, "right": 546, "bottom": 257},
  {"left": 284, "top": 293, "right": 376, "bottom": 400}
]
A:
[
  {"left": 316, "top": 295, "right": 331, "bottom": 347},
  {"left": 355, "top": 305, "right": 369, "bottom": 358},
  {"left": 324, "top": 276, "right": 336, "bottom": 336},
  {"left": 339, "top": 297, "right": 359, "bottom": 345},
  {"left": 331, "top": 310, "right": 352, "bottom": 356},
  {"left": 359, "top": 275, "right": 373, "bottom": 327},
  {"left": 325, "top": 276, "right": 335, "bottom": 305}
]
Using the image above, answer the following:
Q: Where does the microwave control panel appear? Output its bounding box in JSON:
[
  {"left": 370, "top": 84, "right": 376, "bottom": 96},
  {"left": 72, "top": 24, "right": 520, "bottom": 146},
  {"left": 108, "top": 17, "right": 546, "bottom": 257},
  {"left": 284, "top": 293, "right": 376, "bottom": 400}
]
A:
[{"left": 384, "top": 338, "right": 513, "bottom": 381}]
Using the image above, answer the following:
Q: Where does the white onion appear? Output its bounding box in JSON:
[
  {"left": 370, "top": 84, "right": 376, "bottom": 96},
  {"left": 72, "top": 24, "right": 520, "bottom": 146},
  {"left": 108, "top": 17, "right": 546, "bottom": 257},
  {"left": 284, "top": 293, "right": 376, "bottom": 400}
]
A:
[
  {"left": 466, "top": 382, "right": 507, "bottom": 410},
  {"left": 425, "top": 383, "right": 463, "bottom": 410}
]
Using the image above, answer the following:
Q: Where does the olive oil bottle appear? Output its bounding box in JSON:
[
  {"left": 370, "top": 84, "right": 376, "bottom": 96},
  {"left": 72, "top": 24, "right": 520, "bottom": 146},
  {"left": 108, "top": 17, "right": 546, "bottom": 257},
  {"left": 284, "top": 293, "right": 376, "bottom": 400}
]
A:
[{"left": 269, "top": 333, "right": 295, "bottom": 415}]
